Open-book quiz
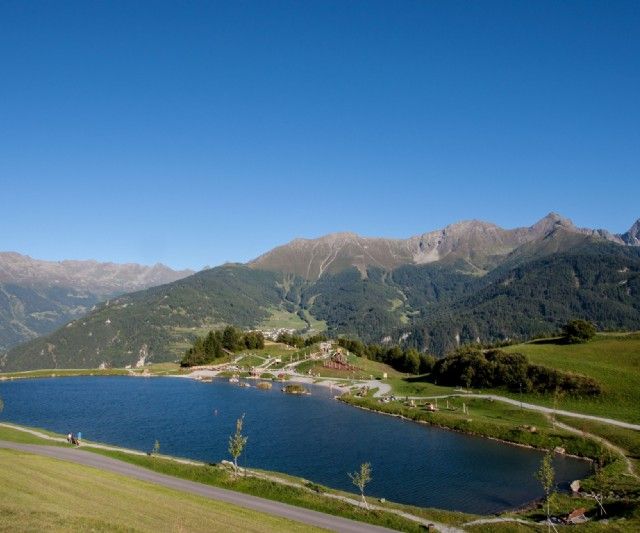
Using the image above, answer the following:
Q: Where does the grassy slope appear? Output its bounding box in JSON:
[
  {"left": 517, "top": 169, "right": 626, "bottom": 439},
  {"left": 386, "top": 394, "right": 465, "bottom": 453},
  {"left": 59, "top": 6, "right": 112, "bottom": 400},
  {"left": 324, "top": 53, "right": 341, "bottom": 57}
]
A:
[
  {"left": 385, "top": 377, "right": 456, "bottom": 397},
  {"left": 0, "top": 362, "right": 186, "bottom": 380},
  {"left": 0, "top": 424, "right": 471, "bottom": 531},
  {"left": 259, "top": 307, "right": 308, "bottom": 330},
  {"left": 501, "top": 333, "right": 640, "bottom": 423},
  {"left": 343, "top": 395, "right": 605, "bottom": 459},
  {"left": 0, "top": 448, "right": 319, "bottom": 533}
]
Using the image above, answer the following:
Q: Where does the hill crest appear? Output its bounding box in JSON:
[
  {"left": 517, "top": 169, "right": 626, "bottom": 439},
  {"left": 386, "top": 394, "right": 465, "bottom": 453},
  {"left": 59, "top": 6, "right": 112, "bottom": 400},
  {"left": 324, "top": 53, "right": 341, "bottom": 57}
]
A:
[{"left": 249, "top": 213, "right": 635, "bottom": 279}]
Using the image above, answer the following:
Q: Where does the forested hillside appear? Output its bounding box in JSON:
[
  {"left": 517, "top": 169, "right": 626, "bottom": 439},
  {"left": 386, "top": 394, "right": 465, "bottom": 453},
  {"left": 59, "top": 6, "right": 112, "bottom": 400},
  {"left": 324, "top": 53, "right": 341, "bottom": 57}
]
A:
[
  {"left": 2, "top": 265, "right": 301, "bottom": 371},
  {"left": 0, "top": 252, "right": 192, "bottom": 351},
  {"left": 4, "top": 217, "right": 640, "bottom": 371}
]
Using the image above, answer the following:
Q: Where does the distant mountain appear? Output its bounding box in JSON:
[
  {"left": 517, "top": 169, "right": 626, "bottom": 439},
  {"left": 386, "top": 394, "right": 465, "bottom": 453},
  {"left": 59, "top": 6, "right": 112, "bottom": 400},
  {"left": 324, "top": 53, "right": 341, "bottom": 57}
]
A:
[
  {"left": 2, "top": 265, "right": 298, "bottom": 370},
  {"left": 622, "top": 219, "right": 640, "bottom": 246},
  {"left": 3, "top": 214, "right": 639, "bottom": 371},
  {"left": 249, "top": 213, "right": 627, "bottom": 279},
  {"left": 0, "top": 253, "right": 193, "bottom": 351}
]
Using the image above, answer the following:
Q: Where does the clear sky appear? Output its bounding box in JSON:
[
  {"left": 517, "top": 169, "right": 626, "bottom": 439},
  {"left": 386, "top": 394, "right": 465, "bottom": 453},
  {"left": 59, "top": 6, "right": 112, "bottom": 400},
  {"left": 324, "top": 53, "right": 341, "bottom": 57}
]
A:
[{"left": 1, "top": 1, "right": 638, "bottom": 270}]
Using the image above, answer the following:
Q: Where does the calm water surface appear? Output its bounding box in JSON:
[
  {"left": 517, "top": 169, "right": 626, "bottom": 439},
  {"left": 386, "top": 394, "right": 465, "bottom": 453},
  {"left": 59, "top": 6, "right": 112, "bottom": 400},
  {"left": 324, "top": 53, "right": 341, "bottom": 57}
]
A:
[{"left": 0, "top": 376, "right": 591, "bottom": 514}]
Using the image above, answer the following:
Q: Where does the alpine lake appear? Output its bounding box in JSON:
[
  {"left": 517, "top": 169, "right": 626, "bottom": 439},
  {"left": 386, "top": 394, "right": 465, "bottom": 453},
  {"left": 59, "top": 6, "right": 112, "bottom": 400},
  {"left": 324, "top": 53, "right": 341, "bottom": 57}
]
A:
[{"left": 0, "top": 376, "right": 591, "bottom": 514}]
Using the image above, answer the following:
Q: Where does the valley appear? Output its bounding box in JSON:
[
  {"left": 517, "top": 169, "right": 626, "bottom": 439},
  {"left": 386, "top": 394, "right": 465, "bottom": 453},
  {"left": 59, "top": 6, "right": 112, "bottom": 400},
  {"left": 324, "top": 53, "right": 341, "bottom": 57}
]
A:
[
  {"left": 2, "top": 214, "right": 640, "bottom": 372},
  {"left": 2, "top": 215, "right": 640, "bottom": 532}
]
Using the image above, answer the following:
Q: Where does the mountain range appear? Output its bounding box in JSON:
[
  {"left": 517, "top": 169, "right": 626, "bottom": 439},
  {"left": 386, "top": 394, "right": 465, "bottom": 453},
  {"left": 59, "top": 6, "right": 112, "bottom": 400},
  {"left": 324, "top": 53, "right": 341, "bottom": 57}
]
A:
[
  {"left": 250, "top": 213, "right": 636, "bottom": 278},
  {"left": 0, "top": 252, "right": 192, "bottom": 352},
  {"left": 2, "top": 214, "right": 639, "bottom": 371}
]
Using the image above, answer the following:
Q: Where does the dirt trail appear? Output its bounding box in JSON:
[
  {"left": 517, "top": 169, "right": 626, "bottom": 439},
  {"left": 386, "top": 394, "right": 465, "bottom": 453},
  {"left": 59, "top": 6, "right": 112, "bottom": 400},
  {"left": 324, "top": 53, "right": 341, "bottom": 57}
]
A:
[
  {"left": 407, "top": 393, "right": 640, "bottom": 431},
  {"left": 548, "top": 416, "right": 638, "bottom": 479}
]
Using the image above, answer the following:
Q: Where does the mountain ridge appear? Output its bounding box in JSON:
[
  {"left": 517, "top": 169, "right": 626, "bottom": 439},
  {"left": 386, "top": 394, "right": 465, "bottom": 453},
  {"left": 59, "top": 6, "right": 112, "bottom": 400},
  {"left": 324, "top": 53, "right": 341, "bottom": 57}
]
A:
[
  {"left": 3, "top": 213, "right": 639, "bottom": 370},
  {"left": 0, "top": 252, "right": 193, "bottom": 294},
  {"left": 249, "top": 213, "right": 638, "bottom": 279},
  {"left": 0, "top": 253, "right": 193, "bottom": 351}
]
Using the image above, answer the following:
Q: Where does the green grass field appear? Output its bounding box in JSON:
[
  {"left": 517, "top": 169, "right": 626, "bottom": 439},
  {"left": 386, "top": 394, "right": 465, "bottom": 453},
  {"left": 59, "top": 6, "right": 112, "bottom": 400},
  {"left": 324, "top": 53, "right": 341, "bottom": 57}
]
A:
[
  {"left": 0, "top": 362, "right": 186, "bottom": 381},
  {"left": 0, "top": 424, "right": 471, "bottom": 531},
  {"left": 236, "top": 354, "right": 268, "bottom": 368},
  {"left": 259, "top": 308, "right": 308, "bottom": 330},
  {"left": 0, "top": 424, "right": 68, "bottom": 445},
  {"left": 0, "top": 448, "right": 320, "bottom": 532},
  {"left": 0, "top": 368, "right": 130, "bottom": 379},
  {"left": 501, "top": 333, "right": 640, "bottom": 423},
  {"left": 385, "top": 377, "right": 456, "bottom": 397},
  {"left": 556, "top": 416, "right": 640, "bottom": 461},
  {"left": 343, "top": 395, "right": 605, "bottom": 459}
]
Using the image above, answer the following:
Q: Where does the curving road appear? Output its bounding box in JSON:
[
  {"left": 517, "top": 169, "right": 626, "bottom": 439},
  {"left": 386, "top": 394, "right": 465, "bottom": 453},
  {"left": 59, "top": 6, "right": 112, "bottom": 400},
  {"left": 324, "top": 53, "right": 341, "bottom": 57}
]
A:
[{"left": 0, "top": 440, "right": 398, "bottom": 533}]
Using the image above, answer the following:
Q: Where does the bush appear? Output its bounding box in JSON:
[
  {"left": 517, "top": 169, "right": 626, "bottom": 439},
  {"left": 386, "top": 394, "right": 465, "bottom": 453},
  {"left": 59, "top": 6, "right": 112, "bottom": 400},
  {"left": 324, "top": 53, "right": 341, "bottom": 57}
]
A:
[
  {"left": 562, "top": 319, "right": 596, "bottom": 344},
  {"left": 430, "top": 347, "right": 601, "bottom": 396}
]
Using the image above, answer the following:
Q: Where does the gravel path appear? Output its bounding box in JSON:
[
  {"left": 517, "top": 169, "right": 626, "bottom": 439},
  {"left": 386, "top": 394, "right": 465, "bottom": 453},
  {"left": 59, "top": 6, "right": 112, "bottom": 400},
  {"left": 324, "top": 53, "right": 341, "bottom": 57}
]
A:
[{"left": 407, "top": 393, "right": 640, "bottom": 431}]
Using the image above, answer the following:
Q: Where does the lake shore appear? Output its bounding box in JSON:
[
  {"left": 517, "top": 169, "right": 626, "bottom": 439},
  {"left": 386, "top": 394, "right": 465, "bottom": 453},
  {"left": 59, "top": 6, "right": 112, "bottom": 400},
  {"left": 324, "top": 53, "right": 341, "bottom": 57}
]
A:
[{"left": 177, "top": 368, "right": 388, "bottom": 396}]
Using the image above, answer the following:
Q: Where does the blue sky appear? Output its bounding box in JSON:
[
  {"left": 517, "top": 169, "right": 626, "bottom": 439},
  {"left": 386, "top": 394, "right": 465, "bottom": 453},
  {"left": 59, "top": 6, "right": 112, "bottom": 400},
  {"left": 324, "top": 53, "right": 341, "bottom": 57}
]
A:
[{"left": 1, "top": 1, "right": 638, "bottom": 270}]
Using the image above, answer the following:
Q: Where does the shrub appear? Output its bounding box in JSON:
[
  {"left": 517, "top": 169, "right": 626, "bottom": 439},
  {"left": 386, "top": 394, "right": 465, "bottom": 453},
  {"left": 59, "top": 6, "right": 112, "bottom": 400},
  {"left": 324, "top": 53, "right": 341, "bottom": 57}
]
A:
[
  {"left": 562, "top": 319, "right": 596, "bottom": 344},
  {"left": 431, "top": 347, "right": 601, "bottom": 396}
]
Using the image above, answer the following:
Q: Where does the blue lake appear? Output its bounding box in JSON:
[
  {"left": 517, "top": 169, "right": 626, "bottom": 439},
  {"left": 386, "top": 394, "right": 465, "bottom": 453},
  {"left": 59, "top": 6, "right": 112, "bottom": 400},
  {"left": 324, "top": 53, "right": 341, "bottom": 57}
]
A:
[{"left": 0, "top": 376, "right": 591, "bottom": 514}]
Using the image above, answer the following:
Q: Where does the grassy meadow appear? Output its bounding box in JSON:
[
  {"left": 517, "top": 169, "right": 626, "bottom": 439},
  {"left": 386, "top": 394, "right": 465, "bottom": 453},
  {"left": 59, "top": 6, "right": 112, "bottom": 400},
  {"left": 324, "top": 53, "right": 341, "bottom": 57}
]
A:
[
  {"left": 0, "top": 448, "right": 321, "bottom": 533},
  {"left": 500, "top": 333, "right": 640, "bottom": 423},
  {"left": 0, "top": 362, "right": 186, "bottom": 381},
  {"left": 0, "top": 424, "right": 472, "bottom": 532}
]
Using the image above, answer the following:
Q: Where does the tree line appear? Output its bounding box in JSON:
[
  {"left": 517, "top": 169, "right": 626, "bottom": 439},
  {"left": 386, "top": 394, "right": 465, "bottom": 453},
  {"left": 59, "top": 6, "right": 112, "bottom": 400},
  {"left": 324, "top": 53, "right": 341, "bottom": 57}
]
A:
[
  {"left": 430, "top": 346, "right": 601, "bottom": 396},
  {"left": 180, "top": 326, "right": 265, "bottom": 367},
  {"left": 276, "top": 331, "right": 327, "bottom": 348},
  {"left": 336, "top": 337, "right": 436, "bottom": 375}
]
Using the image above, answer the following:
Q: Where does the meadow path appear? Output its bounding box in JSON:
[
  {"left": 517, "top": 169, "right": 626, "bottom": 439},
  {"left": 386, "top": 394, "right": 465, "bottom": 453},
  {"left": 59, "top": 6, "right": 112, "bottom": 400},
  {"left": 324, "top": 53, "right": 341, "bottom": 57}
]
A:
[{"left": 406, "top": 393, "right": 640, "bottom": 431}]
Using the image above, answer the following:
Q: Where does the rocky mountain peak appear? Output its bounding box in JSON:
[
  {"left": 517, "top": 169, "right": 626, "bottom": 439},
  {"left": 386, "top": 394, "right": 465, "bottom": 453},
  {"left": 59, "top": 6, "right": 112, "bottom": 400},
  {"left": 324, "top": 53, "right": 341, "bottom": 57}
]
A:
[
  {"left": 621, "top": 219, "right": 640, "bottom": 245},
  {"left": 248, "top": 214, "right": 639, "bottom": 280},
  {"left": 0, "top": 252, "right": 193, "bottom": 294},
  {"left": 530, "top": 212, "right": 575, "bottom": 235}
]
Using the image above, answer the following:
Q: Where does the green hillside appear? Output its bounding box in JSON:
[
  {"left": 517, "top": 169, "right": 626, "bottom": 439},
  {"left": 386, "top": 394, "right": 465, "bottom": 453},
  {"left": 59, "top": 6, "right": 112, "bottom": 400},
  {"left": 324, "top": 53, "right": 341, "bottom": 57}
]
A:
[
  {"left": 4, "top": 238, "right": 640, "bottom": 371},
  {"left": 0, "top": 283, "right": 101, "bottom": 351},
  {"left": 2, "top": 265, "right": 306, "bottom": 371},
  {"left": 404, "top": 242, "right": 640, "bottom": 354},
  {"left": 502, "top": 333, "right": 640, "bottom": 423}
]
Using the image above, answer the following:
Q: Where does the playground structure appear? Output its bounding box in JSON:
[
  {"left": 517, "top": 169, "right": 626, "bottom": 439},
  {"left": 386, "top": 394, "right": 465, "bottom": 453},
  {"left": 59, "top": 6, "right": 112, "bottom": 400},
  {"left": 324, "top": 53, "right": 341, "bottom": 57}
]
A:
[{"left": 323, "top": 349, "right": 359, "bottom": 372}]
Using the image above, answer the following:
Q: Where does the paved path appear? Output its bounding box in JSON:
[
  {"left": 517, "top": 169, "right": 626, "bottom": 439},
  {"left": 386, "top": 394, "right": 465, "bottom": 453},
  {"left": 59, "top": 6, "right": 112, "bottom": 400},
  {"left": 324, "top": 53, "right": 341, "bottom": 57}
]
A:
[
  {"left": 0, "top": 424, "right": 461, "bottom": 532},
  {"left": 407, "top": 393, "right": 640, "bottom": 431},
  {"left": 0, "top": 440, "right": 402, "bottom": 533}
]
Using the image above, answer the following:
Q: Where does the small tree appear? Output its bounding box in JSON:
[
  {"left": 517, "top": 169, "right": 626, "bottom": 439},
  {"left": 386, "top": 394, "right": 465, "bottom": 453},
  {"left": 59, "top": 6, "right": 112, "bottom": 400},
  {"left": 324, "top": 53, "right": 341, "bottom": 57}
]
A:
[
  {"left": 152, "top": 439, "right": 160, "bottom": 456},
  {"left": 348, "top": 462, "right": 372, "bottom": 509},
  {"left": 228, "top": 414, "right": 248, "bottom": 476},
  {"left": 562, "top": 319, "right": 596, "bottom": 344},
  {"left": 535, "top": 451, "right": 556, "bottom": 530},
  {"left": 592, "top": 466, "right": 609, "bottom": 517}
]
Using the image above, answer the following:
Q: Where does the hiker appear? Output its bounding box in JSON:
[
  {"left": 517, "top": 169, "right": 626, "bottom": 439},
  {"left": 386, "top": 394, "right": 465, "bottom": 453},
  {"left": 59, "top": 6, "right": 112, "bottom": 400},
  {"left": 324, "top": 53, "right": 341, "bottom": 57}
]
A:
[
  {"left": 71, "top": 434, "right": 78, "bottom": 446},
  {"left": 67, "top": 433, "right": 72, "bottom": 444}
]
